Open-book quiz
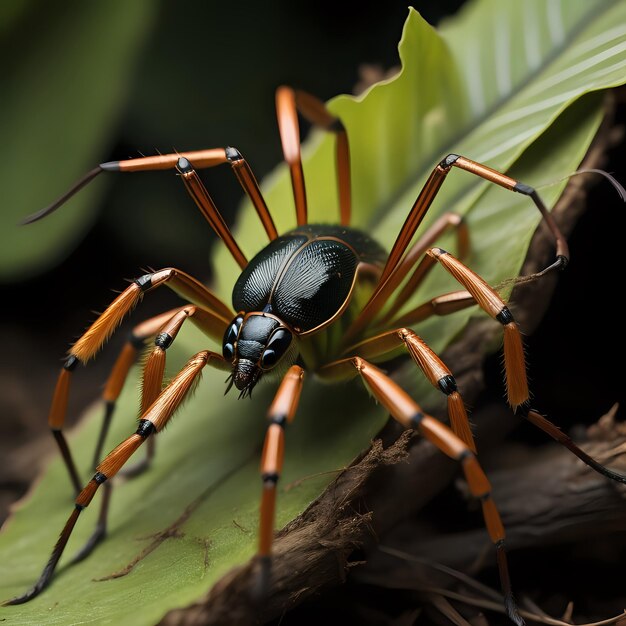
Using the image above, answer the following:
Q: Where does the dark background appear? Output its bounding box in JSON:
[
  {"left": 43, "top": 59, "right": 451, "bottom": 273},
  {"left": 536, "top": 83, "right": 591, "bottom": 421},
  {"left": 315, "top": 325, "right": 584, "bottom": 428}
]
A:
[{"left": 1, "top": 1, "right": 624, "bottom": 624}]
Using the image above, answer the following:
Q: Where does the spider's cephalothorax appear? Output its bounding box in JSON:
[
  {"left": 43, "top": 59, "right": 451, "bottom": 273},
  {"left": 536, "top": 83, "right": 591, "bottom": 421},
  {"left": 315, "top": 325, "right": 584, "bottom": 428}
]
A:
[{"left": 224, "top": 225, "right": 387, "bottom": 396}]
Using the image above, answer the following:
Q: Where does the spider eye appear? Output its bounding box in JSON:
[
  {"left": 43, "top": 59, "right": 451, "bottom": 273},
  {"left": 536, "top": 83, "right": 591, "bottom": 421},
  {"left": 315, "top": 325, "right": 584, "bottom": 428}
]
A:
[
  {"left": 222, "top": 315, "right": 243, "bottom": 360},
  {"left": 260, "top": 328, "right": 292, "bottom": 369}
]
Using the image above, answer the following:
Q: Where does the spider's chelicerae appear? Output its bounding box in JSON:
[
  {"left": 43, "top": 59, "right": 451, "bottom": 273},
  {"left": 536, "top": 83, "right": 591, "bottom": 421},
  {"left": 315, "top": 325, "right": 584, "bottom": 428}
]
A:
[{"left": 5, "top": 87, "right": 626, "bottom": 626}]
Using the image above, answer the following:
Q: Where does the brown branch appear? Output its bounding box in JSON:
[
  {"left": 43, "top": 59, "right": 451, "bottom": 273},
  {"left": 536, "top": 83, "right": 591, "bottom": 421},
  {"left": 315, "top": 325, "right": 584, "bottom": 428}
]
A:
[{"left": 360, "top": 406, "right": 626, "bottom": 579}]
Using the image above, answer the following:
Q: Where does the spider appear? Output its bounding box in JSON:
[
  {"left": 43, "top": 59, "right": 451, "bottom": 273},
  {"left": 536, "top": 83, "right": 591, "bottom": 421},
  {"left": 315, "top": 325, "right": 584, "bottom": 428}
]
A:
[{"left": 4, "top": 87, "right": 625, "bottom": 625}]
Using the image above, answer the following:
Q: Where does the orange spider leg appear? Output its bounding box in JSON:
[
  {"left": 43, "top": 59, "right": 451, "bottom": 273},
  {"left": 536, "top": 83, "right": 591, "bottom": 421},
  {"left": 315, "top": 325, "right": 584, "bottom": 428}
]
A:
[
  {"left": 374, "top": 287, "right": 626, "bottom": 485},
  {"left": 175, "top": 158, "right": 247, "bottom": 268},
  {"left": 343, "top": 329, "right": 474, "bottom": 451},
  {"left": 22, "top": 146, "right": 277, "bottom": 243},
  {"left": 347, "top": 155, "right": 569, "bottom": 341},
  {"left": 92, "top": 308, "right": 185, "bottom": 471},
  {"left": 48, "top": 307, "right": 189, "bottom": 563},
  {"left": 123, "top": 304, "right": 227, "bottom": 478},
  {"left": 276, "top": 87, "right": 307, "bottom": 226},
  {"left": 424, "top": 247, "right": 527, "bottom": 408},
  {"left": 293, "top": 89, "right": 351, "bottom": 226},
  {"left": 73, "top": 304, "right": 231, "bottom": 563},
  {"left": 256, "top": 365, "right": 305, "bottom": 595},
  {"left": 47, "top": 270, "right": 230, "bottom": 492},
  {"left": 317, "top": 357, "right": 524, "bottom": 626},
  {"left": 356, "top": 244, "right": 526, "bottom": 408},
  {"left": 389, "top": 290, "right": 474, "bottom": 328},
  {"left": 364, "top": 211, "right": 469, "bottom": 330},
  {"left": 4, "top": 349, "right": 230, "bottom": 606},
  {"left": 70, "top": 267, "right": 231, "bottom": 365},
  {"left": 276, "top": 86, "right": 352, "bottom": 226}
]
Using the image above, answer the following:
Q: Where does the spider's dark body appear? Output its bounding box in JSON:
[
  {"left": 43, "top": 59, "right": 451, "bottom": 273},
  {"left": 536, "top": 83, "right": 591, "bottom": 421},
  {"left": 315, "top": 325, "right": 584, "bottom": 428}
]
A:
[{"left": 226, "top": 224, "right": 386, "bottom": 395}]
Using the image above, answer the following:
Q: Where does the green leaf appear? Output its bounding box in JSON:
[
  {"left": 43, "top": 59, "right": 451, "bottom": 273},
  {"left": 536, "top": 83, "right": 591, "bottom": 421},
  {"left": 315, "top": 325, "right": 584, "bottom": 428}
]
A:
[
  {"left": 0, "top": 1, "right": 157, "bottom": 283},
  {"left": 1, "top": 2, "right": 624, "bottom": 624}
]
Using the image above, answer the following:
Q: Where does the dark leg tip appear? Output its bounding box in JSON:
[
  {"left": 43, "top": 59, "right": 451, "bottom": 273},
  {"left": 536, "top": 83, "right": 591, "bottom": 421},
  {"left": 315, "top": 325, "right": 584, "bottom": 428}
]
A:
[
  {"left": 250, "top": 555, "right": 271, "bottom": 603},
  {"left": 504, "top": 592, "right": 526, "bottom": 626},
  {"left": 3, "top": 580, "right": 47, "bottom": 606},
  {"left": 3, "top": 593, "right": 32, "bottom": 606},
  {"left": 3, "top": 594, "right": 28, "bottom": 606}
]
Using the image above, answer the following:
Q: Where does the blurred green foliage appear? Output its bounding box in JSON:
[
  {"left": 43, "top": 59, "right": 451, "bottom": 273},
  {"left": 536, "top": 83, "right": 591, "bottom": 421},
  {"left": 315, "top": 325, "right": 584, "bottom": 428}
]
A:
[{"left": 0, "top": 1, "right": 157, "bottom": 281}]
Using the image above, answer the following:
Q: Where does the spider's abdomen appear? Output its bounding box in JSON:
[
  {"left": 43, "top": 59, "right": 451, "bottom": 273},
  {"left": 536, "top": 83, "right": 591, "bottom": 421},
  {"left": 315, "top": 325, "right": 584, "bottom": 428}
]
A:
[{"left": 232, "top": 225, "right": 386, "bottom": 334}]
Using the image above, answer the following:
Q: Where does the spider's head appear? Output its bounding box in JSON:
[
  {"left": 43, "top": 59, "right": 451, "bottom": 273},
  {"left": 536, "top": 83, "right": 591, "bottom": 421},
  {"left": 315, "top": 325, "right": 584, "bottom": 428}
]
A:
[{"left": 222, "top": 312, "right": 297, "bottom": 398}]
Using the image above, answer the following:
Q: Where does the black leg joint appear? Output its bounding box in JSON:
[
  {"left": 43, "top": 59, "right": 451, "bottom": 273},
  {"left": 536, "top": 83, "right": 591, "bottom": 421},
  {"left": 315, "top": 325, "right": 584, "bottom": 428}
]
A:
[
  {"left": 440, "top": 153, "right": 460, "bottom": 168},
  {"left": 64, "top": 355, "right": 79, "bottom": 371},
  {"left": 459, "top": 448, "right": 473, "bottom": 461},
  {"left": 269, "top": 415, "right": 287, "bottom": 428},
  {"left": 155, "top": 332, "right": 173, "bottom": 350},
  {"left": 136, "top": 419, "right": 156, "bottom": 438},
  {"left": 75, "top": 503, "right": 85, "bottom": 511},
  {"left": 93, "top": 471, "right": 108, "bottom": 485},
  {"left": 409, "top": 411, "right": 424, "bottom": 429},
  {"left": 556, "top": 254, "right": 569, "bottom": 270},
  {"left": 329, "top": 118, "right": 345, "bottom": 133},
  {"left": 496, "top": 307, "right": 514, "bottom": 325},
  {"left": 262, "top": 472, "right": 279, "bottom": 485},
  {"left": 515, "top": 404, "right": 530, "bottom": 418},
  {"left": 438, "top": 374, "right": 458, "bottom": 395},
  {"left": 225, "top": 146, "right": 243, "bottom": 162},
  {"left": 513, "top": 182, "right": 534, "bottom": 196},
  {"left": 134, "top": 274, "right": 153, "bottom": 291},
  {"left": 175, "top": 156, "right": 194, "bottom": 174},
  {"left": 103, "top": 400, "right": 115, "bottom": 422},
  {"left": 99, "top": 160, "right": 120, "bottom": 172}
]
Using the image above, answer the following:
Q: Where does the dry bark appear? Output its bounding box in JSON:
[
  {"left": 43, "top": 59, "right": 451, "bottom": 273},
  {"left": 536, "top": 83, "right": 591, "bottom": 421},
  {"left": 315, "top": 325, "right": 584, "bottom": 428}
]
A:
[{"left": 361, "top": 406, "right": 626, "bottom": 581}]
